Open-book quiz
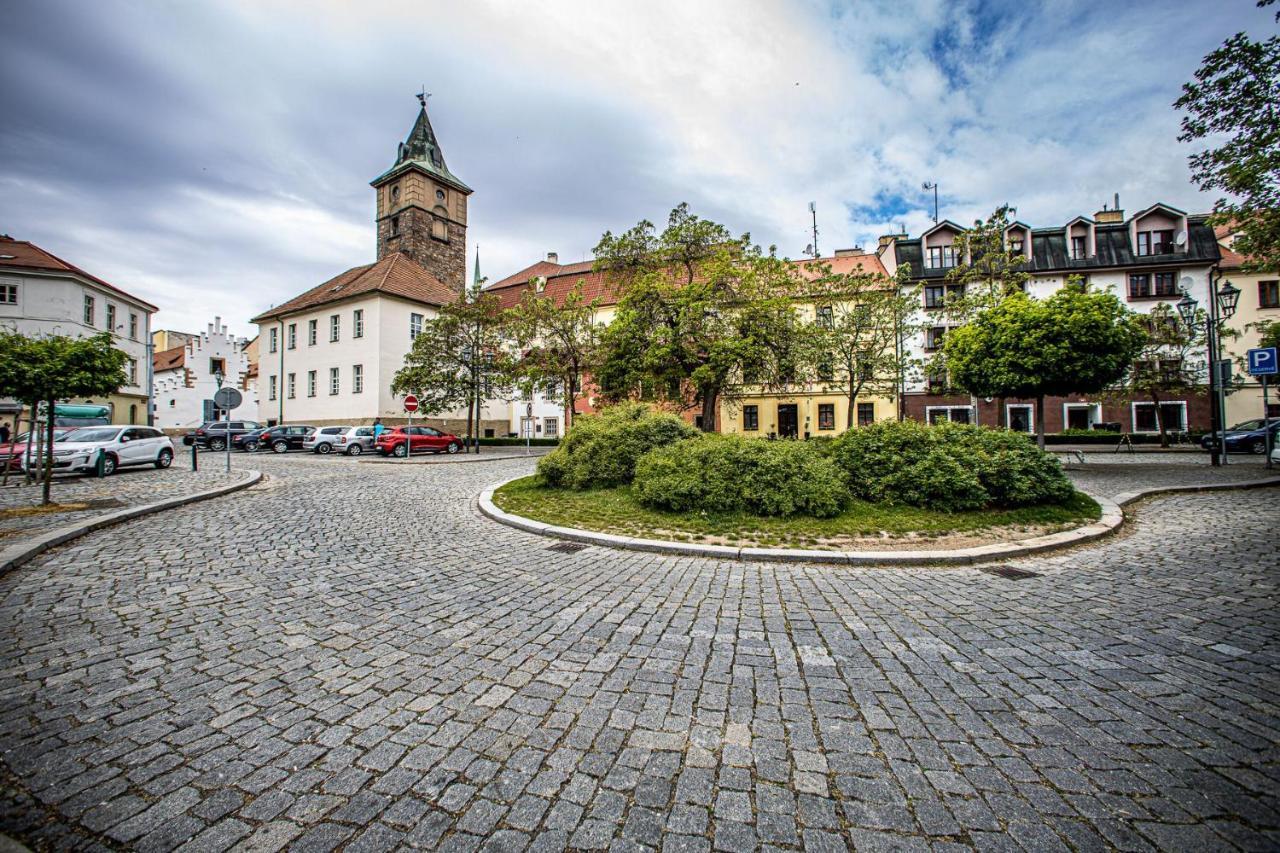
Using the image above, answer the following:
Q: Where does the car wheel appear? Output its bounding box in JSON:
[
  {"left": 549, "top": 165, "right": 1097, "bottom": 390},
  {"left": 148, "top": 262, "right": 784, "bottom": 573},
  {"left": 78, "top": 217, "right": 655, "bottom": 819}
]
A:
[
  {"left": 446, "top": 442, "right": 461, "bottom": 454},
  {"left": 317, "top": 443, "right": 332, "bottom": 455},
  {"left": 155, "top": 448, "right": 173, "bottom": 469},
  {"left": 272, "top": 440, "right": 289, "bottom": 454},
  {"left": 1251, "top": 439, "right": 1267, "bottom": 455},
  {"left": 392, "top": 442, "right": 407, "bottom": 458},
  {"left": 244, "top": 441, "right": 258, "bottom": 452},
  {"left": 101, "top": 454, "right": 117, "bottom": 476},
  {"left": 209, "top": 438, "right": 227, "bottom": 451},
  {"left": 347, "top": 444, "right": 363, "bottom": 456}
]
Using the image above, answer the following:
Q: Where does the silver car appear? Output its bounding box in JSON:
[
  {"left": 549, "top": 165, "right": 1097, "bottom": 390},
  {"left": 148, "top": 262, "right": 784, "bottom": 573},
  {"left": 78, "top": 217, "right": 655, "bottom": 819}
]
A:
[
  {"left": 303, "top": 426, "right": 353, "bottom": 455},
  {"left": 334, "top": 425, "right": 377, "bottom": 456}
]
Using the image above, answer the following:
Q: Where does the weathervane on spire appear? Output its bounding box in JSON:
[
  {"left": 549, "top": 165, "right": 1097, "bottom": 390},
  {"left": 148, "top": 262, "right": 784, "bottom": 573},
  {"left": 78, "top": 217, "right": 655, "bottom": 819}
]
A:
[{"left": 417, "top": 87, "right": 432, "bottom": 110}]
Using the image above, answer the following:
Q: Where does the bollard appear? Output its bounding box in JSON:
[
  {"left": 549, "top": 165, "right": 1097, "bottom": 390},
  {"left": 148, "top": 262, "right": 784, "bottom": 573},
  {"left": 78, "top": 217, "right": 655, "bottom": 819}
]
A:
[
  {"left": 95, "top": 448, "right": 107, "bottom": 478},
  {"left": 191, "top": 442, "right": 199, "bottom": 471}
]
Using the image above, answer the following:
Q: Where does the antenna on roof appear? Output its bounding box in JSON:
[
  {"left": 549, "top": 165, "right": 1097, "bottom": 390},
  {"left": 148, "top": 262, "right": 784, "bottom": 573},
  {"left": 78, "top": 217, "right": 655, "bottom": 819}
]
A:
[
  {"left": 417, "top": 87, "right": 431, "bottom": 109},
  {"left": 808, "top": 202, "right": 819, "bottom": 258}
]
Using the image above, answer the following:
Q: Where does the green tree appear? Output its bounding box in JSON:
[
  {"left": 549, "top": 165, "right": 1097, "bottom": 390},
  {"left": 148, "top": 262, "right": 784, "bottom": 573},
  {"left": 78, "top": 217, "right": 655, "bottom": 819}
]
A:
[
  {"left": 595, "top": 205, "right": 807, "bottom": 431},
  {"left": 0, "top": 332, "right": 129, "bottom": 504},
  {"left": 1113, "top": 303, "right": 1209, "bottom": 447},
  {"left": 391, "top": 287, "right": 514, "bottom": 451},
  {"left": 805, "top": 266, "right": 919, "bottom": 428},
  {"left": 944, "top": 285, "right": 1146, "bottom": 448},
  {"left": 936, "top": 205, "right": 1033, "bottom": 425},
  {"left": 1175, "top": 21, "right": 1280, "bottom": 273},
  {"left": 506, "top": 281, "right": 601, "bottom": 432}
]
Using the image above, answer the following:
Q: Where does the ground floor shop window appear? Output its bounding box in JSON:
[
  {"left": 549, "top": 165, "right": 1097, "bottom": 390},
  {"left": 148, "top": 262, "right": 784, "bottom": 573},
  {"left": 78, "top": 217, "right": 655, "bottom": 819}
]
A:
[
  {"left": 925, "top": 406, "right": 973, "bottom": 425},
  {"left": 1133, "top": 401, "right": 1186, "bottom": 433}
]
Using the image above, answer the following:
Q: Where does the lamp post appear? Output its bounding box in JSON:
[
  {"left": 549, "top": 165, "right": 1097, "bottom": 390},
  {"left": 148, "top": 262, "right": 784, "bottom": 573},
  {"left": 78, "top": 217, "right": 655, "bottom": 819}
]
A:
[
  {"left": 1176, "top": 277, "right": 1240, "bottom": 467},
  {"left": 213, "top": 367, "right": 231, "bottom": 474}
]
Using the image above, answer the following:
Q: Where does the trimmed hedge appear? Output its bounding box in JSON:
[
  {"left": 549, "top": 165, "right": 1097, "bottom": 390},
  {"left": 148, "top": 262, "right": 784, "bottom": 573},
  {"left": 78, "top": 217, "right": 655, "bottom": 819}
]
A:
[
  {"left": 832, "top": 420, "right": 1073, "bottom": 511},
  {"left": 633, "top": 434, "right": 846, "bottom": 517},
  {"left": 535, "top": 403, "right": 697, "bottom": 489}
]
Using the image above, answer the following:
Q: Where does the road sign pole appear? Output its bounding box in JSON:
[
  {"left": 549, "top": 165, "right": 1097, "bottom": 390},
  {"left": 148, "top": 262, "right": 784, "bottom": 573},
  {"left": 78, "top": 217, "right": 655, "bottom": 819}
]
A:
[
  {"left": 1265, "top": 376, "right": 1273, "bottom": 470},
  {"left": 406, "top": 409, "right": 413, "bottom": 460}
]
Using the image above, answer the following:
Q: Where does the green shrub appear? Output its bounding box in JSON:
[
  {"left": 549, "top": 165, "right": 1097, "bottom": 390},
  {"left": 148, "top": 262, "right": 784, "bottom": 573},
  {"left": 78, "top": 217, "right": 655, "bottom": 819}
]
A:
[
  {"left": 832, "top": 420, "right": 1074, "bottom": 510},
  {"left": 633, "top": 435, "right": 846, "bottom": 518},
  {"left": 535, "top": 403, "right": 697, "bottom": 489}
]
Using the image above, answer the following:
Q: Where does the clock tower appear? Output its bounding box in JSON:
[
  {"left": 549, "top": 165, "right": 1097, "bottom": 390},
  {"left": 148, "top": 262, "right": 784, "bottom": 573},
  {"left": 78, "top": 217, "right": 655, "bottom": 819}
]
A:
[{"left": 370, "top": 95, "right": 472, "bottom": 292}]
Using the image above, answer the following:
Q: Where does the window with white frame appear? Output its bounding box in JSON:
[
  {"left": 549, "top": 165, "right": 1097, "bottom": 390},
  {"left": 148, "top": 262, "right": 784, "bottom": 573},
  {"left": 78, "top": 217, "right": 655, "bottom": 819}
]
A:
[
  {"left": 1006, "top": 404, "right": 1034, "bottom": 433},
  {"left": 83, "top": 294, "right": 95, "bottom": 325},
  {"left": 308, "top": 319, "right": 317, "bottom": 346},
  {"left": 287, "top": 373, "right": 296, "bottom": 399},
  {"left": 926, "top": 244, "right": 957, "bottom": 269},
  {"left": 106, "top": 304, "right": 116, "bottom": 333},
  {"left": 410, "top": 313, "right": 424, "bottom": 340},
  {"left": 329, "top": 367, "right": 339, "bottom": 395},
  {"left": 287, "top": 323, "right": 297, "bottom": 349},
  {"left": 543, "top": 417, "right": 559, "bottom": 439},
  {"left": 352, "top": 363, "right": 364, "bottom": 394},
  {"left": 128, "top": 358, "right": 138, "bottom": 385},
  {"left": 925, "top": 405, "right": 973, "bottom": 425},
  {"left": 268, "top": 375, "right": 278, "bottom": 401},
  {"left": 1071, "top": 235, "right": 1087, "bottom": 259},
  {"left": 353, "top": 309, "right": 364, "bottom": 338},
  {"left": 268, "top": 327, "right": 278, "bottom": 353},
  {"left": 129, "top": 313, "right": 138, "bottom": 339},
  {"left": 330, "top": 314, "right": 340, "bottom": 342},
  {"left": 307, "top": 370, "right": 316, "bottom": 397},
  {"left": 0, "top": 283, "right": 17, "bottom": 305}
]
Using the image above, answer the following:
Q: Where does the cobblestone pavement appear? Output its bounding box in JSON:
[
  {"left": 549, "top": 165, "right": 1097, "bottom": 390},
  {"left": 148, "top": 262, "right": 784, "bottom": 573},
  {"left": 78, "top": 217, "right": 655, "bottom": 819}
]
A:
[
  {"left": 0, "top": 462, "right": 249, "bottom": 544},
  {"left": 1, "top": 454, "right": 1277, "bottom": 852}
]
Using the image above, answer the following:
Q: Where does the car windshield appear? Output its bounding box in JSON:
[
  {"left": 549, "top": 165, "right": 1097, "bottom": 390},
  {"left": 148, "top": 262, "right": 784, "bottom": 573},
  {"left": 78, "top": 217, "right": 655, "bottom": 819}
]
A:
[
  {"left": 63, "top": 427, "right": 121, "bottom": 443},
  {"left": 1229, "top": 419, "right": 1264, "bottom": 431}
]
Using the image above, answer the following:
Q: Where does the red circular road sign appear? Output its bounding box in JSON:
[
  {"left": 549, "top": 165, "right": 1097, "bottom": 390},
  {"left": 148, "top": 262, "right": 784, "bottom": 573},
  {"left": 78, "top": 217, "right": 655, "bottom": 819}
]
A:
[{"left": 403, "top": 394, "right": 419, "bottom": 412}]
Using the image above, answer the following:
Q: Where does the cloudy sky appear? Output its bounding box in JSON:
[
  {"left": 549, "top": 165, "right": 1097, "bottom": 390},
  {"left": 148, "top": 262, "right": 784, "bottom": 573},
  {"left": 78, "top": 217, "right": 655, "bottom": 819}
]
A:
[{"left": 1, "top": 0, "right": 1272, "bottom": 339}]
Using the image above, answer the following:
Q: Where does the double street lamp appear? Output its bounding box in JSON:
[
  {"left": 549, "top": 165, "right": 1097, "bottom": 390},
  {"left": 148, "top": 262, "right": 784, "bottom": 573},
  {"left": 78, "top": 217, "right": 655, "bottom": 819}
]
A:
[{"left": 1176, "top": 277, "right": 1240, "bottom": 467}]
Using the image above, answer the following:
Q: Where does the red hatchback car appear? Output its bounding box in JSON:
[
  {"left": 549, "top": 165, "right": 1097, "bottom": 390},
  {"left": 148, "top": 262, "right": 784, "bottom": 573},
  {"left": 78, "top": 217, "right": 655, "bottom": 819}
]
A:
[{"left": 375, "top": 426, "right": 463, "bottom": 457}]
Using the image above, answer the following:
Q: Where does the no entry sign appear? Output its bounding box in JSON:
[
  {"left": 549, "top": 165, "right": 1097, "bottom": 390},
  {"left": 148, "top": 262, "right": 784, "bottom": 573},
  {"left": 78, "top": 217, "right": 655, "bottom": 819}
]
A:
[{"left": 403, "top": 394, "right": 419, "bottom": 412}]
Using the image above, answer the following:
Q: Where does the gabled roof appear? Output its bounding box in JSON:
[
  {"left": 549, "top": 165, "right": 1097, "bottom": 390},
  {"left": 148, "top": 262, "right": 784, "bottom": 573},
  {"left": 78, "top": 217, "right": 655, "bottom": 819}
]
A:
[
  {"left": 1003, "top": 221, "right": 1032, "bottom": 233},
  {"left": 251, "top": 253, "right": 459, "bottom": 323},
  {"left": 1064, "top": 215, "right": 1095, "bottom": 228},
  {"left": 370, "top": 101, "right": 471, "bottom": 193},
  {"left": 1129, "top": 202, "right": 1186, "bottom": 222},
  {"left": 485, "top": 258, "right": 594, "bottom": 291},
  {"left": 921, "top": 220, "right": 967, "bottom": 240},
  {"left": 153, "top": 345, "right": 186, "bottom": 372},
  {"left": 1214, "top": 223, "right": 1249, "bottom": 271},
  {"left": 0, "top": 235, "right": 158, "bottom": 311}
]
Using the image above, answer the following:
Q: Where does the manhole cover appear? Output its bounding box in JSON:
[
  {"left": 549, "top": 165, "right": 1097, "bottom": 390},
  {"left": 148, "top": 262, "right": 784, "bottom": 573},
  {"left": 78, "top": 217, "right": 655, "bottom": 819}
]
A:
[
  {"left": 980, "top": 566, "right": 1040, "bottom": 580},
  {"left": 546, "top": 541, "right": 588, "bottom": 554}
]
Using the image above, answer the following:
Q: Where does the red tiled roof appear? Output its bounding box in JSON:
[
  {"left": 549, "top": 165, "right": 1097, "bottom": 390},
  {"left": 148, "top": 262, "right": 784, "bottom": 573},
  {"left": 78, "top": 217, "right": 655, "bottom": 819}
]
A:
[
  {"left": 1214, "top": 223, "right": 1250, "bottom": 270},
  {"left": 0, "top": 235, "right": 158, "bottom": 311},
  {"left": 251, "top": 253, "right": 459, "bottom": 323},
  {"left": 486, "top": 252, "right": 890, "bottom": 310},
  {"left": 153, "top": 344, "right": 185, "bottom": 372}
]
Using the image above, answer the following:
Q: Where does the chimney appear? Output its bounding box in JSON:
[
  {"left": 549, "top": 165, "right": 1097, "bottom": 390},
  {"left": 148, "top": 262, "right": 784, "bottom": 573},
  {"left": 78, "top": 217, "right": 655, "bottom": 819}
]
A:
[
  {"left": 546, "top": 252, "right": 559, "bottom": 264},
  {"left": 1095, "top": 194, "right": 1124, "bottom": 224},
  {"left": 834, "top": 247, "right": 866, "bottom": 257}
]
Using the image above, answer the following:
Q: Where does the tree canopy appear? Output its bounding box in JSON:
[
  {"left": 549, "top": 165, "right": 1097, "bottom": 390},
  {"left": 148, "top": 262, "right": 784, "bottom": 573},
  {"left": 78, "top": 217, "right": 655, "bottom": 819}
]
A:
[
  {"left": 1176, "top": 22, "right": 1280, "bottom": 272},
  {"left": 506, "top": 281, "right": 601, "bottom": 431},
  {"left": 944, "top": 285, "right": 1146, "bottom": 446}
]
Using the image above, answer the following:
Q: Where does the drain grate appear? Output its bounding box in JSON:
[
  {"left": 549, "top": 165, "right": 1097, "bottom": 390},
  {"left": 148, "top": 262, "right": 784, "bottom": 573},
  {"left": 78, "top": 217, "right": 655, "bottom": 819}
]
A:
[
  {"left": 980, "top": 566, "right": 1040, "bottom": 580},
  {"left": 546, "top": 541, "right": 588, "bottom": 554}
]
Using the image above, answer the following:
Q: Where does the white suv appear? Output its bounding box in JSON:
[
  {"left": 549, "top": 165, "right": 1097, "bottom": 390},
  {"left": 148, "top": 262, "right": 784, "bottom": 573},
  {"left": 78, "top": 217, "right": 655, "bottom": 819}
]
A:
[{"left": 26, "top": 426, "right": 175, "bottom": 476}]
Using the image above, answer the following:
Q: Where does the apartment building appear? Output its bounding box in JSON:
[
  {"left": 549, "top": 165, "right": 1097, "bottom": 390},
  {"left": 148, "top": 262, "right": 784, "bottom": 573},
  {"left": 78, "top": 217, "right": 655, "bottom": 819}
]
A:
[
  {"left": 1217, "top": 224, "right": 1280, "bottom": 424},
  {"left": 0, "top": 235, "right": 156, "bottom": 425},
  {"left": 879, "top": 200, "right": 1222, "bottom": 434}
]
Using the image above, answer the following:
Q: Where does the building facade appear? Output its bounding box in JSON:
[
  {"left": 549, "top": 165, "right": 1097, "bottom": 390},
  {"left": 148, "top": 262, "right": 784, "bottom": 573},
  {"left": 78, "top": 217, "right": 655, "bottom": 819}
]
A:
[
  {"left": 1217, "top": 225, "right": 1280, "bottom": 424},
  {"left": 0, "top": 235, "right": 156, "bottom": 425},
  {"left": 880, "top": 201, "right": 1222, "bottom": 435},
  {"left": 152, "top": 317, "right": 258, "bottom": 429},
  {"left": 252, "top": 99, "right": 505, "bottom": 434}
]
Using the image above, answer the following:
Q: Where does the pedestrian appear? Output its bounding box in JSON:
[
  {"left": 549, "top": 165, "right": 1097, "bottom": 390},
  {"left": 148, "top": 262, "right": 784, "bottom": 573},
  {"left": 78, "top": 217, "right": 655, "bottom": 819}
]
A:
[
  {"left": 372, "top": 418, "right": 384, "bottom": 442},
  {"left": 0, "top": 422, "right": 10, "bottom": 446}
]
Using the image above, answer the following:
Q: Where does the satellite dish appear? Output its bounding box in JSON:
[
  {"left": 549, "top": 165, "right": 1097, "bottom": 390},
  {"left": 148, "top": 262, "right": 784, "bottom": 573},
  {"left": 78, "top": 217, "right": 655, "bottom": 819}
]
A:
[
  {"left": 1174, "top": 230, "right": 1187, "bottom": 247},
  {"left": 1178, "top": 276, "right": 1194, "bottom": 294},
  {"left": 921, "top": 181, "right": 931, "bottom": 191}
]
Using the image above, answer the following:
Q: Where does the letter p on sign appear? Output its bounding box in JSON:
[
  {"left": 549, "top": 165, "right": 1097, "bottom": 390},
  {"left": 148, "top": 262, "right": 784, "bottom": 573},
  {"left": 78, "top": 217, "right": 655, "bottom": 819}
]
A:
[{"left": 1247, "top": 347, "right": 1278, "bottom": 376}]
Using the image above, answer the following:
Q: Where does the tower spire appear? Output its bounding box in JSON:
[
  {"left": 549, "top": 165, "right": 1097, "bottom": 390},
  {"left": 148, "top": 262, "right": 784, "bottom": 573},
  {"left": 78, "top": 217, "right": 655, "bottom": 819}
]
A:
[{"left": 473, "top": 248, "right": 482, "bottom": 289}]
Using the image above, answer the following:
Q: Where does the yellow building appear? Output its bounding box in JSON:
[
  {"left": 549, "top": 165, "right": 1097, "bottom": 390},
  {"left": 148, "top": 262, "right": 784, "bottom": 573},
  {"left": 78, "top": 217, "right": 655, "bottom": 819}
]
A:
[{"left": 1218, "top": 225, "right": 1280, "bottom": 423}]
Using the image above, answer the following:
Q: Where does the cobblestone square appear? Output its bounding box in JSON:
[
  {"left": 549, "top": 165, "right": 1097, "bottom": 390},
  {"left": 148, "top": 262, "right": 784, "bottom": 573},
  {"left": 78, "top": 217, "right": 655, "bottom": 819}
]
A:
[{"left": 0, "top": 454, "right": 1276, "bottom": 851}]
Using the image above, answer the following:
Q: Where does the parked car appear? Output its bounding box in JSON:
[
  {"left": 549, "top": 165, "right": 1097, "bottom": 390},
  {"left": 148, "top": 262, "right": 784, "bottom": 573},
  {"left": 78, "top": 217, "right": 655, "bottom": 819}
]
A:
[
  {"left": 183, "top": 420, "right": 262, "bottom": 450},
  {"left": 2, "top": 429, "right": 73, "bottom": 471},
  {"left": 1200, "top": 419, "right": 1280, "bottom": 454},
  {"left": 23, "top": 426, "right": 173, "bottom": 476},
  {"left": 253, "top": 424, "right": 316, "bottom": 453},
  {"left": 232, "top": 428, "right": 268, "bottom": 452},
  {"left": 375, "top": 426, "right": 463, "bottom": 457},
  {"left": 335, "top": 426, "right": 377, "bottom": 456},
  {"left": 303, "top": 426, "right": 352, "bottom": 454}
]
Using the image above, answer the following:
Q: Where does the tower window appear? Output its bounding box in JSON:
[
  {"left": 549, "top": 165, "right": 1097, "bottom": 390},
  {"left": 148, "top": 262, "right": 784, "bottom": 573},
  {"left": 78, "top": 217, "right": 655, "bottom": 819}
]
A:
[
  {"left": 436, "top": 189, "right": 445, "bottom": 201},
  {"left": 391, "top": 185, "right": 400, "bottom": 201},
  {"left": 391, "top": 215, "right": 400, "bottom": 236},
  {"left": 431, "top": 218, "right": 447, "bottom": 241}
]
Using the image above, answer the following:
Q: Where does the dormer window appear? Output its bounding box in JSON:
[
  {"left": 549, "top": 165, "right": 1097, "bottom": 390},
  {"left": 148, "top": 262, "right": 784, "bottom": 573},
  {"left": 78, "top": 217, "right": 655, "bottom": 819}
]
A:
[
  {"left": 1137, "top": 229, "right": 1174, "bottom": 256},
  {"left": 1009, "top": 238, "right": 1024, "bottom": 254},
  {"left": 926, "top": 245, "right": 957, "bottom": 269},
  {"left": 1071, "top": 236, "right": 1087, "bottom": 259}
]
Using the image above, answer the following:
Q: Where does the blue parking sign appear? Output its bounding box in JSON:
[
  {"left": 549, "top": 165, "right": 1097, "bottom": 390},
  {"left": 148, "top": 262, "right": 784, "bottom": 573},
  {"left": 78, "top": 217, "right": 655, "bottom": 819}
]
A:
[{"left": 1247, "top": 347, "right": 1278, "bottom": 376}]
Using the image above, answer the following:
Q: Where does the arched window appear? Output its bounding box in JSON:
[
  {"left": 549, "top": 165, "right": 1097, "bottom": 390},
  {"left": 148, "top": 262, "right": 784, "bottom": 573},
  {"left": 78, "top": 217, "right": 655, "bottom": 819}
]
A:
[{"left": 431, "top": 207, "right": 448, "bottom": 241}]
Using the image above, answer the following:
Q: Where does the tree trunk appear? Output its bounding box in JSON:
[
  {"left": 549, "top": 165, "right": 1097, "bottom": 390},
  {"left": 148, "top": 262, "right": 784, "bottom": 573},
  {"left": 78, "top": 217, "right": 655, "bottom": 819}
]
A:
[
  {"left": 997, "top": 397, "right": 1006, "bottom": 429},
  {"left": 42, "top": 398, "right": 55, "bottom": 506},
  {"left": 466, "top": 392, "right": 476, "bottom": 454},
  {"left": 1035, "top": 395, "right": 1046, "bottom": 450},
  {"left": 700, "top": 390, "right": 718, "bottom": 433},
  {"left": 1152, "top": 391, "right": 1168, "bottom": 448},
  {"left": 846, "top": 377, "right": 856, "bottom": 429},
  {"left": 2, "top": 408, "right": 20, "bottom": 488}
]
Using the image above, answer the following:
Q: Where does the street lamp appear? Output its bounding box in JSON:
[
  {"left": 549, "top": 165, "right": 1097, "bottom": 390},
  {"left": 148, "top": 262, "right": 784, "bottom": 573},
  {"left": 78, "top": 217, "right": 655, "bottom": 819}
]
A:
[
  {"left": 1218, "top": 280, "right": 1240, "bottom": 318},
  {"left": 1178, "top": 279, "right": 1241, "bottom": 466}
]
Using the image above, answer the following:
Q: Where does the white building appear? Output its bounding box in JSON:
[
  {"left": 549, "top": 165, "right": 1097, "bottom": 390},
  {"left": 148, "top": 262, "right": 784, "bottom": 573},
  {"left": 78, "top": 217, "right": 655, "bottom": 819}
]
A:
[
  {"left": 152, "top": 317, "right": 259, "bottom": 429},
  {"left": 0, "top": 234, "right": 156, "bottom": 425}
]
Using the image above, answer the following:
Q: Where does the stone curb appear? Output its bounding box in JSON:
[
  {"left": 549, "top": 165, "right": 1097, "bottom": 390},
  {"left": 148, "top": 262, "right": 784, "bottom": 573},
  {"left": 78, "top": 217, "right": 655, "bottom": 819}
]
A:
[
  {"left": 360, "top": 450, "right": 551, "bottom": 465},
  {"left": 0, "top": 470, "right": 264, "bottom": 576},
  {"left": 477, "top": 475, "right": 1280, "bottom": 567}
]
